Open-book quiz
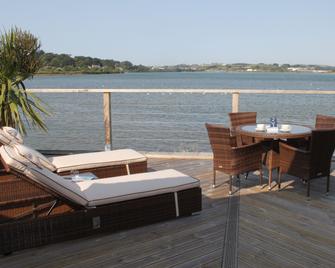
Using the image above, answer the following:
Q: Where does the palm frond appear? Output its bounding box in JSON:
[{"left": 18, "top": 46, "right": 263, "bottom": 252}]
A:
[{"left": 0, "top": 27, "right": 48, "bottom": 135}]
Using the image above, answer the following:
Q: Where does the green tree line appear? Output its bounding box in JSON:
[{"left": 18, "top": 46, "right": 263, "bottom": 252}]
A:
[
  {"left": 37, "top": 50, "right": 149, "bottom": 74},
  {"left": 37, "top": 50, "right": 335, "bottom": 74}
]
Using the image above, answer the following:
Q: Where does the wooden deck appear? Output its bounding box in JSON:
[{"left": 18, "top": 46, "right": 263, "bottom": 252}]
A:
[{"left": 1, "top": 158, "right": 335, "bottom": 268}]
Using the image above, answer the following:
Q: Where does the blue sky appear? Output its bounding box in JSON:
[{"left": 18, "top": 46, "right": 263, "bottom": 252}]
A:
[{"left": 1, "top": 0, "right": 334, "bottom": 65}]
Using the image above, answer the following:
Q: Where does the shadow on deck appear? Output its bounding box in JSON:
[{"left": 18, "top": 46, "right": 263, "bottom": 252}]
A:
[{"left": 1, "top": 158, "right": 334, "bottom": 268}]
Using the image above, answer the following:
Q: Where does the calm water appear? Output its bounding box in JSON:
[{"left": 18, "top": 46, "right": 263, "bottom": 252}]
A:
[{"left": 24, "top": 72, "right": 335, "bottom": 152}]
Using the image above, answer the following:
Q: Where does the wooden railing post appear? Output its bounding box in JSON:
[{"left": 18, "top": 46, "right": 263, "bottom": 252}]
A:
[
  {"left": 232, "top": 92, "right": 240, "bottom": 112},
  {"left": 103, "top": 92, "right": 112, "bottom": 150}
]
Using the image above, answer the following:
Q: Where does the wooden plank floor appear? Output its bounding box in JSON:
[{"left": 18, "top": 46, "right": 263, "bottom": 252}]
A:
[
  {"left": 238, "top": 165, "right": 335, "bottom": 268},
  {"left": 1, "top": 158, "right": 334, "bottom": 268}
]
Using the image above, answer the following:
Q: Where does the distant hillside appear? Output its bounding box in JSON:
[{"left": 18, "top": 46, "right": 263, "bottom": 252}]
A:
[
  {"left": 150, "top": 63, "right": 335, "bottom": 73},
  {"left": 37, "top": 50, "right": 335, "bottom": 74},
  {"left": 37, "top": 50, "right": 149, "bottom": 74}
]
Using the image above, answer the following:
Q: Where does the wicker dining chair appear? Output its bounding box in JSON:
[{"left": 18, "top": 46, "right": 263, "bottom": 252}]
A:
[
  {"left": 315, "top": 114, "right": 335, "bottom": 129},
  {"left": 278, "top": 129, "right": 335, "bottom": 198},
  {"left": 205, "top": 123, "right": 263, "bottom": 194},
  {"left": 287, "top": 114, "right": 335, "bottom": 150},
  {"left": 229, "top": 112, "right": 257, "bottom": 146},
  {"left": 229, "top": 111, "right": 272, "bottom": 180}
]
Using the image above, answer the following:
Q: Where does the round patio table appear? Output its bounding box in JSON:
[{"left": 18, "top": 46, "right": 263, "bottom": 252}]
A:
[{"left": 236, "top": 124, "right": 312, "bottom": 189}]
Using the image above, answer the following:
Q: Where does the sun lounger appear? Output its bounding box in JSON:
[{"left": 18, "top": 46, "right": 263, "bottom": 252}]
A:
[
  {"left": 0, "top": 127, "right": 147, "bottom": 177},
  {"left": 49, "top": 149, "right": 147, "bottom": 177},
  {"left": 0, "top": 145, "right": 202, "bottom": 254}
]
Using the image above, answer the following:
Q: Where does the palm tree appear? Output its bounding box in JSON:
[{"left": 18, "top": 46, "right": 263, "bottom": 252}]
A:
[{"left": 0, "top": 27, "right": 49, "bottom": 134}]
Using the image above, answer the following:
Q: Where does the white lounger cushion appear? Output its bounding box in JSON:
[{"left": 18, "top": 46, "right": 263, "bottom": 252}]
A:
[
  {"left": 49, "top": 149, "right": 147, "bottom": 172},
  {"left": 0, "top": 127, "right": 23, "bottom": 145},
  {"left": 0, "top": 146, "right": 200, "bottom": 208},
  {"left": 75, "top": 169, "right": 200, "bottom": 207},
  {"left": 14, "top": 144, "right": 57, "bottom": 172}
]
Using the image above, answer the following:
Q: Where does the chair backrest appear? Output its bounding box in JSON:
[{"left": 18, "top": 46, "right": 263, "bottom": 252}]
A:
[
  {"left": 0, "top": 145, "right": 88, "bottom": 207},
  {"left": 205, "top": 123, "right": 236, "bottom": 158},
  {"left": 310, "top": 129, "right": 335, "bottom": 176},
  {"left": 229, "top": 112, "right": 257, "bottom": 129},
  {"left": 229, "top": 112, "right": 257, "bottom": 145},
  {"left": 315, "top": 114, "right": 335, "bottom": 129}
]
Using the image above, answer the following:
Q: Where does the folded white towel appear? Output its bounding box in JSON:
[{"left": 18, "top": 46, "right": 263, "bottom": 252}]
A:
[{"left": 266, "top": 127, "right": 279, "bottom": 133}]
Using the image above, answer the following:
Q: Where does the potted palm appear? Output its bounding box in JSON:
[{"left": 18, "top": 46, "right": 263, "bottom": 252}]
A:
[{"left": 0, "top": 27, "right": 49, "bottom": 134}]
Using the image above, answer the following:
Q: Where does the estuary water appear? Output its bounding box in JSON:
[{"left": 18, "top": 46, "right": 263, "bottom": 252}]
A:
[{"left": 24, "top": 72, "right": 335, "bottom": 152}]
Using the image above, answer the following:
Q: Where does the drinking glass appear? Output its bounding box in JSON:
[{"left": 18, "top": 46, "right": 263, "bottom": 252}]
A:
[{"left": 71, "top": 170, "right": 79, "bottom": 179}]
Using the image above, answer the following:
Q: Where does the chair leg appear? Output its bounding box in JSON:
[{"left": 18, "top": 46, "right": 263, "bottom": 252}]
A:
[
  {"left": 268, "top": 168, "right": 273, "bottom": 190},
  {"left": 326, "top": 175, "right": 330, "bottom": 194},
  {"left": 212, "top": 168, "right": 216, "bottom": 188},
  {"left": 259, "top": 164, "right": 263, "bottom": 185},
  {"left": 229, "top": 175, "right": 233, "bottom": 195},
  {"left": 278, "top": 168, "right": 282, "bottom": 190},
  {"left": 307, "top": 179, "right": 311, "bottom": 199}
]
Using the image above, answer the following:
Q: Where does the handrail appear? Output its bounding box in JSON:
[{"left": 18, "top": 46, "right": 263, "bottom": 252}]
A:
[{"left": 27, "top": 88, "right": 335, "bottom": 94}]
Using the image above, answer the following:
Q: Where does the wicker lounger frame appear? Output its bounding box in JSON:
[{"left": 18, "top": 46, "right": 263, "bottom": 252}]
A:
[
  {"left": 0, "top": 163, "right": 201, "bottom": 254},
  {"left": 57, "top": 159, "right": 148, "bottom": 178}
]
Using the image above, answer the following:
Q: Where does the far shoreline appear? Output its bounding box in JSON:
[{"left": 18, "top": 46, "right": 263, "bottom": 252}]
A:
[{"left": 35, "top": 70, "right": 335, "bottom": 77}]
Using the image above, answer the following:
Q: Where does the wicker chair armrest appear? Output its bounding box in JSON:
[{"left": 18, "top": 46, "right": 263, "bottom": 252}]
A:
[
  {"left": 279, "top": 142, "right": 311, "bottom": 178},
  {"left": 279, "top": 142, "right": 311, "bottom": 166},
  {"left": 232, "top": 142, "right": 263, "bottom": 156},
  {"left": 230, "top": 142, "right": 263, "bottom": 173},
  {"left": 279, "top": 142, "right": 310, "bottom": 155},
  {"left": 230, "top": 134, "right": 237, "bottom": 139}
]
